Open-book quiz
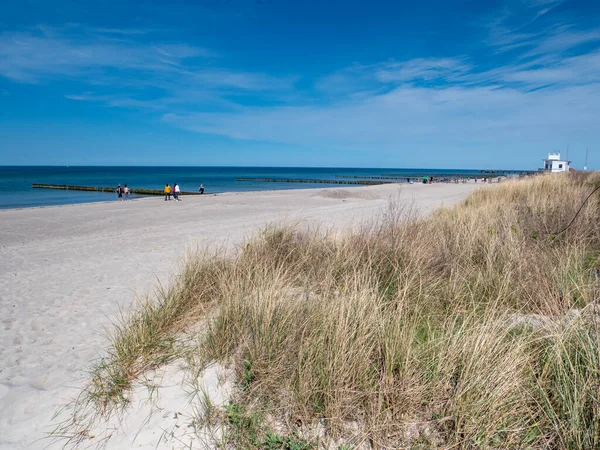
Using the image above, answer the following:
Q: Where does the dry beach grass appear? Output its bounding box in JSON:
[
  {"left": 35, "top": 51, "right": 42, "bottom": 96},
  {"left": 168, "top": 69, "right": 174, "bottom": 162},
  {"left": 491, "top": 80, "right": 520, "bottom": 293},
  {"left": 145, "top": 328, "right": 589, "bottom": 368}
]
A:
[{"left": 58, "top": 174, "right": 600, "bottom": 449}]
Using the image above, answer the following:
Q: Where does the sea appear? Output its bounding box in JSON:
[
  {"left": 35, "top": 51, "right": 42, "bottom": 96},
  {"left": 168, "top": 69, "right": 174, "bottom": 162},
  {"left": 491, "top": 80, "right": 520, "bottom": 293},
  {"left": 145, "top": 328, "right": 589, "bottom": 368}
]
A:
[{"left": 0, "top": 166, "right": 486, "bottom": 210}]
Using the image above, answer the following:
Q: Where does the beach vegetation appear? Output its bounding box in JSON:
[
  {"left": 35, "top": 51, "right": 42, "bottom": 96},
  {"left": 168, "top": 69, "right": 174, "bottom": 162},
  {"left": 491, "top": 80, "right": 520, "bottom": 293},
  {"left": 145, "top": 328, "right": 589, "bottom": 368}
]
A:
[{"left": 56, "top": 173, "right": 600, "bottom": 448}]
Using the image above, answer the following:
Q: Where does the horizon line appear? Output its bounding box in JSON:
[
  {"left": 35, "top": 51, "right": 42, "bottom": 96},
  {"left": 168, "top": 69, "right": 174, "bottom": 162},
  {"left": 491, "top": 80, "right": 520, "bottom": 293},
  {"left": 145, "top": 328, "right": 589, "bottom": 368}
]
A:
[{"left": 0, "top": 164, "right": 536, "bottom": 171}]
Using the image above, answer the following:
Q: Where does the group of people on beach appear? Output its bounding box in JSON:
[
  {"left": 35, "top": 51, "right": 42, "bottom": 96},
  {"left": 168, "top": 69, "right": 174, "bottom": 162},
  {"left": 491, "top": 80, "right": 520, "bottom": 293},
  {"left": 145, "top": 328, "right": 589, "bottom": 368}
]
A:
[
  {"left": 164, "top": 183, "right": 205, "bottom": 201},
  {"left": 116, "top": 184, "right": 130, "bottom": 200},
  {"left": 164, "top": 183, "right": 181, "bottom": 201},
  {"left": 115, "top": 182, "right": 205, "bottom": 201}
]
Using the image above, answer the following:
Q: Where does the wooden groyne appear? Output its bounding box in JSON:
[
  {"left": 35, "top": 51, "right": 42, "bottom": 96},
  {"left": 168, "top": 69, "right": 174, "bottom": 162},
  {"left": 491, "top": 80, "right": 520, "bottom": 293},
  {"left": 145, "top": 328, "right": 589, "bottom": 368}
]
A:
[
  {"left": 334, "top": 174, "right": 499, "bottom": 183},
  {"left": 32, "top": 184, "right": 202, "bottom": 195},
  {"left": 335, "top": 175, "right": 411, "bottom": 180},
  {"left": 377, "top": 170, "right": 536, "bottom": 178},
  {"left": 335, "top": 175, "right": 456, "bottom": 181},
  {"left": 237, "top": 176, "right": 500, "bottom": 185},
  {"left": 236, "top": 178, "right": 393, "bottom": 185}
]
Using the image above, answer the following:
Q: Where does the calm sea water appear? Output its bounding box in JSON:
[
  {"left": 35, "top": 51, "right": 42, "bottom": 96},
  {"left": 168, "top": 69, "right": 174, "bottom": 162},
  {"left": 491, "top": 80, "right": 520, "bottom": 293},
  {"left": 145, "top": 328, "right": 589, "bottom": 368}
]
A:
[{"left": 0, "top": 166, "right": 484, "bottom": 210}]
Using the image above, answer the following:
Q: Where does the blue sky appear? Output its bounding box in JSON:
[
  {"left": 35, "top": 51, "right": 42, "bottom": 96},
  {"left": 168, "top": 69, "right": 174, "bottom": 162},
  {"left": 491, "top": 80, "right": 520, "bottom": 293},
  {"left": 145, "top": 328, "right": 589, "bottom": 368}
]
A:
[{"left": 0, "top": 0, "right": 599, "bottom": 169}]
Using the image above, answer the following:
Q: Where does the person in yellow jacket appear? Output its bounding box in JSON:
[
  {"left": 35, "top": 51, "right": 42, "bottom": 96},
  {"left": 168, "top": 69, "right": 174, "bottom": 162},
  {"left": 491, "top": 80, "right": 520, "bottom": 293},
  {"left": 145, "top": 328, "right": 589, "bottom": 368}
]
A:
[{"left": 164, "top": 184, "right": 172, "bottom": 201}]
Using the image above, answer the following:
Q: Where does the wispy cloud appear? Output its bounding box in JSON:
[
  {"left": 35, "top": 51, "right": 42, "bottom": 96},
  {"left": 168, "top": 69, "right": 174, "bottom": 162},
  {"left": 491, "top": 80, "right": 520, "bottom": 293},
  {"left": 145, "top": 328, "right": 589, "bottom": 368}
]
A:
[
  {"left": 0, "top": 25, "right": 294, "bottom": 99},
  {"left": 374, "top": 58, "right": 472, "bottom": 84},
  {"left": 484, "top": 0, "right": 572, "bottom": 54},
  {"left": 315, "top": 26, "right": 600, "bottom": 97},
  {"left": 64, "top": 93, "right": 166, "bottom": 110},
  {"left": 162, "top": 82, "right": 599, "bottom": 163},
  {"left": 519, "top": 26, "right": 600, "bottom": 59},
  {"left": 502, "top": 50, "right": 600, "bottom": 86},
  {"left": 528, "top": 0, "right": 567, "bottom": 18},
  {"left": 0, "top": 27, "right": 209, "bottom": 83},
  {"left": 315, "top": 58, "right": 472, "bottom": 97},
  {"left": 89, "top": 27, "right": 149, "bottom": 36}
]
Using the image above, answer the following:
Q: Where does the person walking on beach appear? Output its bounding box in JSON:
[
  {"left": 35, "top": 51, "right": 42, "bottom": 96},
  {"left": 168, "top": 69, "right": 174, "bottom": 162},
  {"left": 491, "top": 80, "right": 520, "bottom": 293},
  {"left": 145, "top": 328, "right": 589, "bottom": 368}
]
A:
[
  {"left": 116, "top": 183, "right": 123, "bottom": 201},
  {"left": 173, "top": 183, "right": 180, "bottom": 201},
  {"left": 164, "top": 184, "right": 171, "bottom": 201},
  {"left": 199, "top": 183, "right": 204, "bottom": 194},
  {"left": 124, "top": 184, "right": 130, "bottom": 200}
]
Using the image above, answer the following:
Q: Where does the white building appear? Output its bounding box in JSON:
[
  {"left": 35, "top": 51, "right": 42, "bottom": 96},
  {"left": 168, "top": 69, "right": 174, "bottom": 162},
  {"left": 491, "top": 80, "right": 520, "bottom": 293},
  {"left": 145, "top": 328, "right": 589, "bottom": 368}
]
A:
[{"left": 542, "top": 152, "right": 570, "bottom": 173}]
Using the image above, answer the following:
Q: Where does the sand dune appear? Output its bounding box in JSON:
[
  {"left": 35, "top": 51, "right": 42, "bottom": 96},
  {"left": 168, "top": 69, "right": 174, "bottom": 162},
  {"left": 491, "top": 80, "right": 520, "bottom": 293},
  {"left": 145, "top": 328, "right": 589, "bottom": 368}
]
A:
[{"left": 0, "top": 183, "right": 481, "bottom": 448}]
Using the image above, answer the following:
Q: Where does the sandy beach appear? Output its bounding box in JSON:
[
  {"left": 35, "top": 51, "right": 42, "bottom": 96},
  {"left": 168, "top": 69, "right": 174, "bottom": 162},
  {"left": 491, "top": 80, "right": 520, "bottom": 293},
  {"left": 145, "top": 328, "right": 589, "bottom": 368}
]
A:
[{"left": 0, "top": 183, "right": 481, "bottom": 449}]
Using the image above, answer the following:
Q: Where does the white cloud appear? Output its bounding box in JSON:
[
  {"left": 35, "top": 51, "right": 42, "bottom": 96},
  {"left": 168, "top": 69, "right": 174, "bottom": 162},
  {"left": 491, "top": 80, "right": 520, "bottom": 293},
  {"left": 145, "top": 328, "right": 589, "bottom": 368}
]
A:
[
  {"left": 0, "top": 26, "right": 292, "bottom": 94},
  {"left": 374, "top": 58, "right": 472, "bottom": 83},
  {"left": 0, "top": 29, "right": 199, "bottom": 82},
  {"left": 89, "top": 27, "right": 149, "bottom": 36},
  {"left": 530, "top": 0, "right": 566, "bottom": 19},
  {"left": 64, "top": 93, "right": 165, "bottom": 110},
  {"left": 163, "top": 82, "right": 599, "bottom": 148},
  {"left": 315, "top": 58, "right": 472, "bottom": 98},
  {"left": 502, "top": 50, "right": 600, "bottom": 85}
]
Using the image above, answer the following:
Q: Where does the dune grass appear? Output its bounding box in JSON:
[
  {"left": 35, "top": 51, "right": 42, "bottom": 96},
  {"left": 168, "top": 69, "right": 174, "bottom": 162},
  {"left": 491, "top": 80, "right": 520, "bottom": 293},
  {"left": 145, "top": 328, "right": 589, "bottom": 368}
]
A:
[{"left": 70, "top": 173, "right": 600, "bottom": 448}]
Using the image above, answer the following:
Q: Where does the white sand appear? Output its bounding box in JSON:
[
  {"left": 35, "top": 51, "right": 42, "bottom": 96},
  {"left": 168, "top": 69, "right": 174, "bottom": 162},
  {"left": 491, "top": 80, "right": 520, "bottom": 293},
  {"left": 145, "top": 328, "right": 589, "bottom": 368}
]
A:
[{"left": 0, "top": 183, "right": 482, "bottom": 448}]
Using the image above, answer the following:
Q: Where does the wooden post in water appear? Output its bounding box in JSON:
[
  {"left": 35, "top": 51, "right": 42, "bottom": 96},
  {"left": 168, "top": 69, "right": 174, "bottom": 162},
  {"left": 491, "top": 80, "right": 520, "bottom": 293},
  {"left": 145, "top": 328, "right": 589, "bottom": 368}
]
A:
[{"left": 32, "top": 184, "right": 203, "bottom": 196}]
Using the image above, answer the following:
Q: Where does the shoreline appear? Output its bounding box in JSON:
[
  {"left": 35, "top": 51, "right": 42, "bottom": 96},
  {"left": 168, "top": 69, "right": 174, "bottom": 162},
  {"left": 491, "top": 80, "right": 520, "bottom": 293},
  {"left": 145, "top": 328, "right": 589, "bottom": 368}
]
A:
[
  {"left": 0, "top": 183, "right": 483, "bottom": 448},
  {"left": 0, "top": 179, "right": 487, "bottom": 212}
]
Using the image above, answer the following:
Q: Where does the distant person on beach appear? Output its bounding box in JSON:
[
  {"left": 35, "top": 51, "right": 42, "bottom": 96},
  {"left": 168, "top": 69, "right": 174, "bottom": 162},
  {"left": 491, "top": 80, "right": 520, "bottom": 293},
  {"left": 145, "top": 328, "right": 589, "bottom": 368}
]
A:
[
  {"left": 429, "top": 176, "right": 433, "bottom": 184},
  {"left": 116, "top": 184, "right": 123, "bottom": 201},
  {"left": 164, "top": 184, "right": 171, "bottom": 201},
  {"left": 173, "top": 183, "right": 180, "bottom": 201},
  {"left": 422, "top": 176, "right": 428, "bottom": 184},
  {"left": 124, "top": 184, "right": 130, "bottom": 200},
  {"left": 199, "top": 184, "right": 204, "bottom": 194}
]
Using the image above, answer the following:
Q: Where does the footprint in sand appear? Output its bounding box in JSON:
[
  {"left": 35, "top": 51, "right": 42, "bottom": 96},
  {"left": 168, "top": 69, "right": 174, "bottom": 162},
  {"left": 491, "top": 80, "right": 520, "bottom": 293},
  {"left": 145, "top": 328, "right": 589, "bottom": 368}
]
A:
[
  {"left": 0, "top": 384, "right": 9, "bottom": 400},
  {"left": 2, "top": 318, "right": 13, "bottom": 330},
  {"left": 29, "top": 375, "right": 48, "bottom": 391}
]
